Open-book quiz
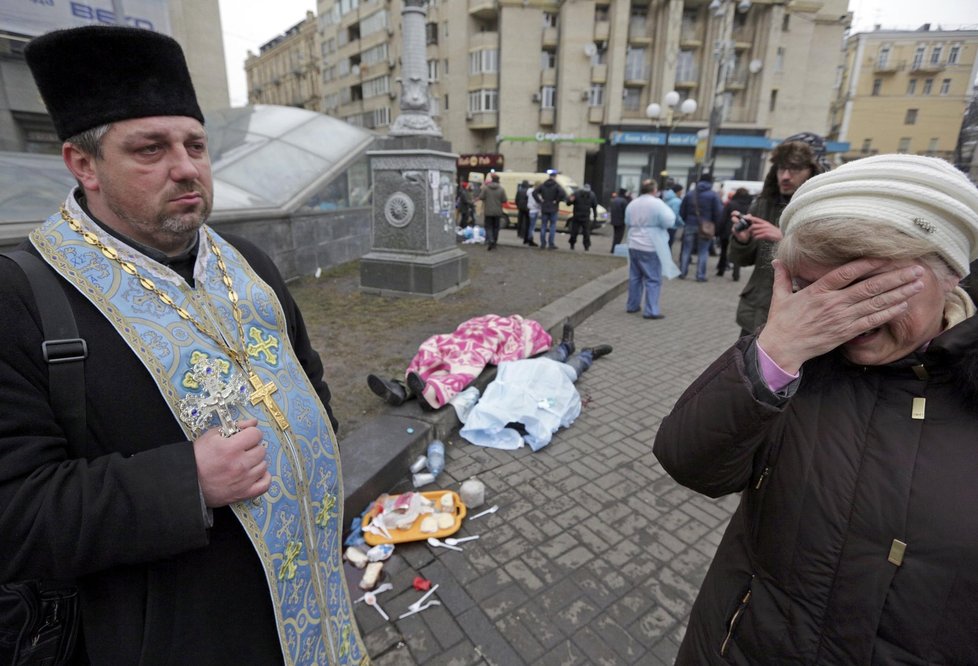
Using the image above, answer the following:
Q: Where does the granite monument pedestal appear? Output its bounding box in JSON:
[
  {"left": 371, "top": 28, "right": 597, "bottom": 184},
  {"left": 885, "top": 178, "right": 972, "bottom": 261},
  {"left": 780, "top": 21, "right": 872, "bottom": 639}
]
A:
[{"left": 360, "top": 137, "right": 468, "bottom": 298}]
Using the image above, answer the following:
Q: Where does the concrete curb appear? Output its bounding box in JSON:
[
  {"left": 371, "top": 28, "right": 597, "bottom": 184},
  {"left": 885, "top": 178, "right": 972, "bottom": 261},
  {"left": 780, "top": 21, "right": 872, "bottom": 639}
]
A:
[{"left": 339, "top": 263, "right": 630, "bottom": 521}]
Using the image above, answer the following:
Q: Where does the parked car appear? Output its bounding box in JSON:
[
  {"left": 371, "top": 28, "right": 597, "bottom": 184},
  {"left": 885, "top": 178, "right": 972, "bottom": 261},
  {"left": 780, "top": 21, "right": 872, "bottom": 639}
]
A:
[{"left": 468, "top": 171, "right": 608, "bottom": 231}]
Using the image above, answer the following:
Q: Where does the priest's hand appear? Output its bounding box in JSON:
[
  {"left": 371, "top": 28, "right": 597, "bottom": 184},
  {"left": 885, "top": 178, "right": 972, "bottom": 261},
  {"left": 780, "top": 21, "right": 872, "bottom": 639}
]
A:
[{"left": 194, "top": 418, "right": 271, "bottom": 507}]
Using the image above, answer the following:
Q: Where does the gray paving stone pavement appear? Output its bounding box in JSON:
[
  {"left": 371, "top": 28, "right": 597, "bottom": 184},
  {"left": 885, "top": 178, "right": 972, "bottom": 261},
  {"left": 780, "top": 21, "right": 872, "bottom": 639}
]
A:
[{"left": 353, "top": 234, "right": 747, "bottom": 665}]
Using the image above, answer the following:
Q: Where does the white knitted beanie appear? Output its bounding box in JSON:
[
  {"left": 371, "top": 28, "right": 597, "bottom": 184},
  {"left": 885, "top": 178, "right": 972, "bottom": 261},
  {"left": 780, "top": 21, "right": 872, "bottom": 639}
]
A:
[{"left": 780, "top": 154, "right": 978, "bottom": 276}]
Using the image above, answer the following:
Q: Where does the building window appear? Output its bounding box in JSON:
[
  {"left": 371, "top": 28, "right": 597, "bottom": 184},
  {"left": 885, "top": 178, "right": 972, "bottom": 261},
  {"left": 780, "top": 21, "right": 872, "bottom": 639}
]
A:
[
  {"left": 872, "top": 79, "right": 882, "bottom": 96},
  {"left": 540, "top": 50, "right": 556, "bottom": 70},
  {"left": 923, "top": 78, "right": 933, "bottom": 95},
  {"left": 360, "top": 10, "right": 388, "bottom": 36},
  {"left": 541, "top": 85, "right": 556, "bottom": 109},
  {"left": 595, "top": 5, "right": 609, "bottom": 22},
  {"left": 625, "top": 47, "right": 647, "bottom": 80},
  {"left": 904, "top": 108, "right": 918, "bottom": 124},
  {"left": 622, "top": 87, "right": 641, "bottom": 111},
  {"left": 861, "top": 138, "right": 872, "bottom": 154},
  {"left": 930, "top": 45, "right": 942, "bottom": 65},
  {"left": 629, "top": 8, "right": 647, "bottom": 37},
  {"left": 775, "top": 47, "right": 785, "bottom": 74},
  {"left": 361, "top": 75, "right": 390, "bottom": 98},
  {"left": 948, "top": 45, "right": 960, "bottom": 64},
  {"left": 897, "top": 137, "right": 911, "bottom": 153},
  {"left": 361, "top": 43, "right": 388, "bottom": 66},
  {"left": 429, "top": 95, "right": 441, "bottom": 116},
  {"left": 782, "top": 14, "right": 790, "bottom": 31},
  {"left": 444, "top": 94, "right": 448, "bottom": 110},
  {"left": 907, "top": 79, "right": 916, "bottom": 95},
  {"left": 444, "top": 58, "right": 449, "bottom": 74},
  {"left": 469, "top": 49, "right": 498, "bottom": 74},
  {"left": 677, "top": 50, "right": 696, "bottom": 82},
  {"left": 428, "top": 59, "right": 438, "bottom": 82},
  {"left": 468, "top": 89, "right": 498, "bottom": 112},
  {"left": 588, "top": 84, "right": 604, "bottom": 107},
  {"left": 769, "top": 89, "right": 778, "bottom": 112},
  {"left": 542, "top": 12, "right": 557, "bottom": 28},
  {"left": 912, "top": 45, "right": 925, "bottom": 69},
  {"left": 928, "top": 137, "right": 939, "bottom": 153},
  {"left": 877, "top": 46, "right": 890, "bottom": 69},
  {"left": 590, "top": 44, "right": 607, "bottom": 66},
  {"left": 425, "top": 22, "right": 438, "bottom": 45},
  {"left": 940, "top": 78, "right": 951, "bottom": 95}
]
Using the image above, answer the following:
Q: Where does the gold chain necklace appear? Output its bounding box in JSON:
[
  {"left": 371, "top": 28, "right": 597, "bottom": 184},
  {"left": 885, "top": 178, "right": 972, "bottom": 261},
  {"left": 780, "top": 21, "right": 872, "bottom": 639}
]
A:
[
  {"left": 59, "top": 206, "right": 290, "bottom": 430},
  {"left": 60, "top": 205, "right": 247, "bottom": 367}
]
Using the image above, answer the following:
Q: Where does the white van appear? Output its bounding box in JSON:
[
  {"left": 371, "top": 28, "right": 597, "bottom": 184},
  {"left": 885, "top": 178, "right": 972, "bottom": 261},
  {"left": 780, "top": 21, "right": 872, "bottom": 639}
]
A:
[{"left": 469, "top": 171, "right": 608, "bottom": 231}]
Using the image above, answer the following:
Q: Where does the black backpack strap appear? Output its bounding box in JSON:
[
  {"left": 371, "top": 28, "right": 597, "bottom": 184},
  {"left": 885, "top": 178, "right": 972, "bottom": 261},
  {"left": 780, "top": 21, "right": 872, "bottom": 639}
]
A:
[{"left": 1, "top": 251, "right": 87, "bottom": 447}]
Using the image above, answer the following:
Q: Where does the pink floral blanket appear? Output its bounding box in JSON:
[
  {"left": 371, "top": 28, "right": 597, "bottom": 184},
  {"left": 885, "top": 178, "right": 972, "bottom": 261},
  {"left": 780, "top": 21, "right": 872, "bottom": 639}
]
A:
[{"left": 406, "top": 314, "right": 553, "bottom": 408}]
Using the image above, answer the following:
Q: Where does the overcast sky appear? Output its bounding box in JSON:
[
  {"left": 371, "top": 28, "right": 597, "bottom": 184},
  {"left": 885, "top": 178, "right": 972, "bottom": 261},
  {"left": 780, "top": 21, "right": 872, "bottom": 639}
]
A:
[{"left": 218, "top": 0, "right": 977, "bottom": 108}]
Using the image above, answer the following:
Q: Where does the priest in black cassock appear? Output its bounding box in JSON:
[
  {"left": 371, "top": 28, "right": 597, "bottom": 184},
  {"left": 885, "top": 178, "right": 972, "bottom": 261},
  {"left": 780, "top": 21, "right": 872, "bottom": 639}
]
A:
[{"left": 0, "top": 26, "right": 367, "bottom": 665}]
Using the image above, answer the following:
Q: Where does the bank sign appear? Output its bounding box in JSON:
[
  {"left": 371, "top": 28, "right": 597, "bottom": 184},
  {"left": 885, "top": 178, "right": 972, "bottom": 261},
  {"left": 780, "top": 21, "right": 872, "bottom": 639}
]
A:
[{"left": 2, "top": 0, "right": 171, "bottom": 37}]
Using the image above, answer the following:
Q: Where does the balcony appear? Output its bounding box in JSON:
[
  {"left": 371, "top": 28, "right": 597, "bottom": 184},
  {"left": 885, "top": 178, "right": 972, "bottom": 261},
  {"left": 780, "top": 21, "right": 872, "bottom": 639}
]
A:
[
  {"left": 594, "top": 20, "right": 610, "bottom": 43},
  {"left": 910, "top": 61, "right": 944, "bottom": 74},
  {"left": 468, "top": 72, "right": 499, "bottom": 89},
  {"left": 591, "top": 64, "right": 607, "bottom": 84},
  {"left": 874, "top": 60, "right": 905, "bottom": 74},
  {"left": 470, "top": 31, "right": 498, "bottom": 50},
  {"left": 468, "top": 0, "right": 497, "bottom": 21},
  {"left": 465, "top": 110, "right": 497, "bottom": 129},
  {"left": 543, "top": 26, "right": 558, "bottom": 48}
]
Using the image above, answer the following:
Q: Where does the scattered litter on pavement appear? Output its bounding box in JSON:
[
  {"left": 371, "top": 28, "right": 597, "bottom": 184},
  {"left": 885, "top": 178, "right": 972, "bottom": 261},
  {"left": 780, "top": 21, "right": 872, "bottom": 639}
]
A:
[
  {"left": 344, "top": 546, "right": 368, "bottom": 568},
  {"left": 468, "top": 504, "right": 498, "bottom": 520},
  {"left": 409, "top": 440, "right": 446, "bottom": 488},
  {"left": 459, "top": 477, "right": 485, "bottom": 507},
  {"left": 361, "top": 490, "right": 467, "bottom": 545},
  {"left": 359, "top": 561, "right": 384, "bottom": 590},
  {"left": 366, "top": 543, "right": 394, "bottom": 562},
  {"left": 398, "top": 584, "right": 442, "bottom": 619},
  {"left": 412, "top": 576, "right": 432, "bottom": 591},
  {"left": 355, "top": 582, "right": 393, "bottom": 621}
]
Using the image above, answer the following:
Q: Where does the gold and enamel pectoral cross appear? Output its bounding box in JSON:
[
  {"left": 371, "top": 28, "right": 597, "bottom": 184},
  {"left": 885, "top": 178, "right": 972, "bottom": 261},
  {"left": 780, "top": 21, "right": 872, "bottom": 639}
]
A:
[{"left": 249, "top": 373, "right": 290, "bottom": 431}]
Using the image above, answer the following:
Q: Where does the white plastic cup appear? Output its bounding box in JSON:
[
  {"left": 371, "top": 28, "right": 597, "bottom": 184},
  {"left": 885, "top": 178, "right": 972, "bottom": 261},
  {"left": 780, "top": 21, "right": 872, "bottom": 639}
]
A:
[{"left": 459, "top": 477, "right": 485, "bottom": 508}]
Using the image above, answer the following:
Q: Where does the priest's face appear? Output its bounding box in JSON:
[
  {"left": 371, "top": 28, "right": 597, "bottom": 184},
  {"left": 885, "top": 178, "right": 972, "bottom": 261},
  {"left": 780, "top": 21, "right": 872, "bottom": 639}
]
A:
[{"left": 83, "top": 116, "right": 214, "bottom": 255}]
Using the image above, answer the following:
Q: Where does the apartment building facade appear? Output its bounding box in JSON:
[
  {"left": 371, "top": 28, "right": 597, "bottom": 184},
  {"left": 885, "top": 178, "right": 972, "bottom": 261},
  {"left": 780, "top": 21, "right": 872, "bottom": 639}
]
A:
[
  {"left": 245, "top": 11, "right": 323, "bottom": 111},
  {"left": 0, "top": 0, "right": 229, "bottom": 153},
  {"left": 309, "top": 0, "right": 848, "bottom": 195},
  {"left": 829, "top": 27, "right": 978, "bottom": 166}
]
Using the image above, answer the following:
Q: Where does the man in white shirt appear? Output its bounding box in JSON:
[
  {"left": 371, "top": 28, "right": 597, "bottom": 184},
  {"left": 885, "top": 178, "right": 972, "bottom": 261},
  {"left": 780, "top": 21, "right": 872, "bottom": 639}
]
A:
[{"left": 625, "top": 179, "right": 679, "bottom": 319}]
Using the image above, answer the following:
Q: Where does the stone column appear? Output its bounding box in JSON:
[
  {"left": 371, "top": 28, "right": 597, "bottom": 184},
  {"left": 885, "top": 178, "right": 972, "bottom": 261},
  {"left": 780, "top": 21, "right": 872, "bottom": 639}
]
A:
[{"left": 359, "top": 0, "right": 468, "bottom": 298}]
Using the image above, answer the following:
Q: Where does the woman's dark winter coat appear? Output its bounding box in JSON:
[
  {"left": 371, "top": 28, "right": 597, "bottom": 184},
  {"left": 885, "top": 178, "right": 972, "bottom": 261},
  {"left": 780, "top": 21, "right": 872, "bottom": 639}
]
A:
[{"left": 653, "top": 288, "right": 978, "bottom": 665}]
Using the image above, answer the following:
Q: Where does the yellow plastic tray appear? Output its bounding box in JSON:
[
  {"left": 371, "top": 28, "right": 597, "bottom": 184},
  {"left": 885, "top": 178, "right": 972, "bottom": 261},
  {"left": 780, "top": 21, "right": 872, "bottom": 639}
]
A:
[{"left": 362, "top": 490, "right": 467, "bottom": 546}]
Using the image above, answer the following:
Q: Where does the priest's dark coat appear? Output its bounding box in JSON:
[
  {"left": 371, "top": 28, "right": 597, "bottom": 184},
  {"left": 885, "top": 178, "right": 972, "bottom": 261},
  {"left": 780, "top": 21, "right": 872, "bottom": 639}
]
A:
[{"left": 0, "top": 229, "right": 335, "bottom": 665}]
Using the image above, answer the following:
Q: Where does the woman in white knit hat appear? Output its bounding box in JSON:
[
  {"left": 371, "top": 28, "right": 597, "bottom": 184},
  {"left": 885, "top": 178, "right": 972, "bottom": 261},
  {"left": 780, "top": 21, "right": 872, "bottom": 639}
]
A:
[{"left": 654, "top": 154, "right": 978, "bottom": 664}]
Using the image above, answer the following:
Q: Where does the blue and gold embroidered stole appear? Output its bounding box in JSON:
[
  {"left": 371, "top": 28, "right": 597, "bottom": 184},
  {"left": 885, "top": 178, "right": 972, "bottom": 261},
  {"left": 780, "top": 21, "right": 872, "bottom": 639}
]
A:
[{"left": 31, "top": 197, "right": 368, "bottom": 666}]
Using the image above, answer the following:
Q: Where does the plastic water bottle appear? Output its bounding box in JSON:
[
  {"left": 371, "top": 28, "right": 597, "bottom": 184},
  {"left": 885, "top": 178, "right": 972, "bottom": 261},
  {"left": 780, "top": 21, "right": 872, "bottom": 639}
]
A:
[{"left": 426, "top": 440, "right": 445, "bottom": 477}]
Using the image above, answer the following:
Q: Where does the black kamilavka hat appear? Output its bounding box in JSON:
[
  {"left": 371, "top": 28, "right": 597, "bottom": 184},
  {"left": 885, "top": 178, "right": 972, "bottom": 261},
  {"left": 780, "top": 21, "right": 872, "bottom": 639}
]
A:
[{"left": 25, "top": 26, "right": 204, "bottom": 141}]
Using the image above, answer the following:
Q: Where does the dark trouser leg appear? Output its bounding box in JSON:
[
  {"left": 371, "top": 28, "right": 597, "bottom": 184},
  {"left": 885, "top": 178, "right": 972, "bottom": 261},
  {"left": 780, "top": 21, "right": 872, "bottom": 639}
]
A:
[
  {"left": 582, "top": 220, "right": 591, "bottom": 251},
  {"left": 611, "top": 225, "right": 625, "bottom": 252},
  {"left": 717, "top": 238, "right": 729, "bottom": 276}
]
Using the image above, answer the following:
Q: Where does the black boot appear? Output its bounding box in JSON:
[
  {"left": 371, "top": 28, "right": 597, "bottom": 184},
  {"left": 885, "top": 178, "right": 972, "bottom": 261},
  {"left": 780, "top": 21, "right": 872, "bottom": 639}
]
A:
[
  {"left": 559, "top": 320, "right": 574, "bottom": 355},
  {"left": 582, "top": 344, "right": 613, "bottom": 360},
  {"left": 367, "top": 374, "right": 409, "bottom": 406},
  {"left": 406, "top": 371, "right": 435, "bottom": 411}
]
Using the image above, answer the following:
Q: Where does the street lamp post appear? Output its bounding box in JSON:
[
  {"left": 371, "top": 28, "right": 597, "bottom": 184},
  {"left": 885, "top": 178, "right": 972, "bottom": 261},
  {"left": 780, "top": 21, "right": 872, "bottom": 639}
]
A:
[
  {"left": 701, "top": 0, "right": 752, "bottom": 177},
  {"left": 646, "top": 92, "right": 698, "bottom": 187}
]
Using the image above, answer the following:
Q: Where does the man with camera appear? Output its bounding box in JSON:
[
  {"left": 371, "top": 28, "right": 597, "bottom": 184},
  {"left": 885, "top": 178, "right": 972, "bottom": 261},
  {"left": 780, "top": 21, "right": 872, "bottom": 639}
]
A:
[{"left": 729, "top": 132, "right": 831, "bottom": 336}]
